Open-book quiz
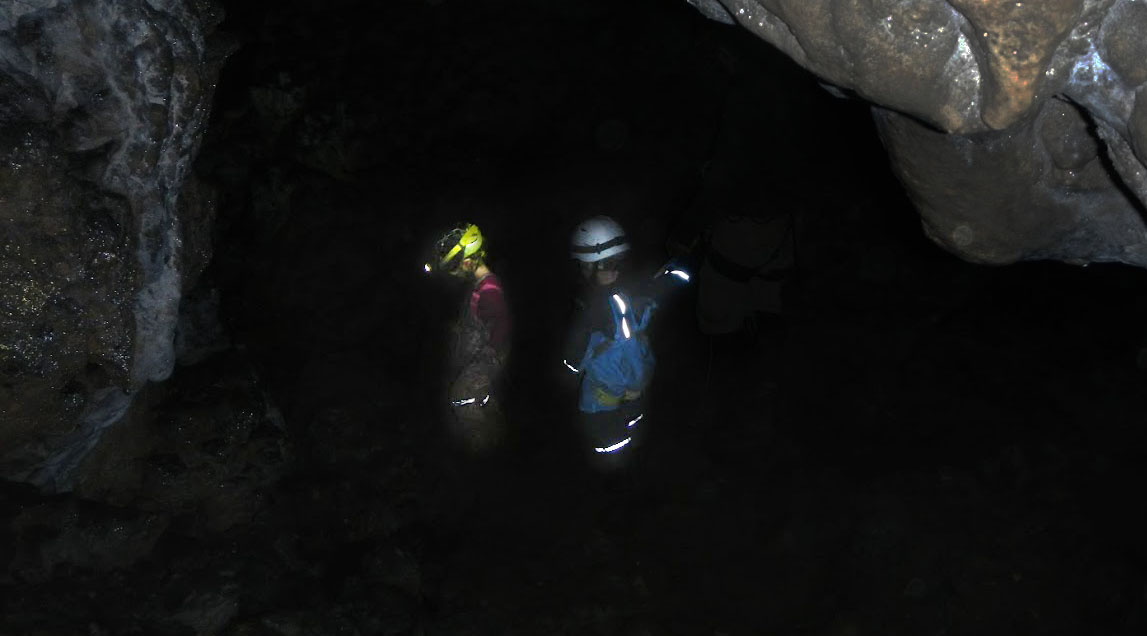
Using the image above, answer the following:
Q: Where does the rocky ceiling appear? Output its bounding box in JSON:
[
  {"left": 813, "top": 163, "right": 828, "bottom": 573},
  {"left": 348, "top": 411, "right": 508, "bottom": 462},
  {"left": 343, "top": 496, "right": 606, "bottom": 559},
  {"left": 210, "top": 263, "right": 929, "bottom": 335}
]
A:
[{"left": 691, "top": 0, "right": 1147, "bottom": 266}]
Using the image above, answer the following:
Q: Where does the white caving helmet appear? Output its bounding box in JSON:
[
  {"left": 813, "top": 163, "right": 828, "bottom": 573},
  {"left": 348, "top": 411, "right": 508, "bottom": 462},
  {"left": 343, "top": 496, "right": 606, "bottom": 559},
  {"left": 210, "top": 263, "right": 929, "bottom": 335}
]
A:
[{"left": 569, "top": 215, "right": 630, "bottom": 263}]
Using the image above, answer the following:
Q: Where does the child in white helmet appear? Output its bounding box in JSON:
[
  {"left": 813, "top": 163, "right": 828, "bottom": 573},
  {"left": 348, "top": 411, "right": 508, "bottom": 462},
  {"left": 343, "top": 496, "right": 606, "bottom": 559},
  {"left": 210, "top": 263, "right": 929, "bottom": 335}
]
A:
[{"left": 563, "top": 216, "right": 656, "bottom": 471}]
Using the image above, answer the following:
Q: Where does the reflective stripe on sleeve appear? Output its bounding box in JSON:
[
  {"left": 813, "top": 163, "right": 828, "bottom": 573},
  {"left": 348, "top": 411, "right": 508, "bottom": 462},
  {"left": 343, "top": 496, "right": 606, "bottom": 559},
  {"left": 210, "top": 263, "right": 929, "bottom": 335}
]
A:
[
  {"left": 594, "top": 437, "right": 632, "bottom": 454},
  {"left": 452, "top": 395, "right": 490, "bottom": 407},
  {"left": 611, "top": 294, "right": 627, "bottom": 315}
]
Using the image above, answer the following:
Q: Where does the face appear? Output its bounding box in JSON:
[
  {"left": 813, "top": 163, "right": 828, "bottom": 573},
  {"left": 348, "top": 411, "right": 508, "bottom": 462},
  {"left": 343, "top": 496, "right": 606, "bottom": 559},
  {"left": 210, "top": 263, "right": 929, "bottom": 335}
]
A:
[
  {"left": 449, "top": 258, "right": 475, "bottom": 279},
  {"left": 579, "top": 257, "right": 621, "bottom": 286},
  {"left": 594, "top": 268, "right": 618, "bottom": 286}
]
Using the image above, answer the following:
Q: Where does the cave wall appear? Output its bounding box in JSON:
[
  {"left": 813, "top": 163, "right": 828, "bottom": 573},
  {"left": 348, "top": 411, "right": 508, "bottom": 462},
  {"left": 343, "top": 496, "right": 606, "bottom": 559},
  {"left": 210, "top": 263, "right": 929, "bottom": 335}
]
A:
[
  {"left": 697, "top": 0, "right": 1147, "bottom": 267},
  {"left": 0, "top": 0, "right": 228, "bottom": 491}
]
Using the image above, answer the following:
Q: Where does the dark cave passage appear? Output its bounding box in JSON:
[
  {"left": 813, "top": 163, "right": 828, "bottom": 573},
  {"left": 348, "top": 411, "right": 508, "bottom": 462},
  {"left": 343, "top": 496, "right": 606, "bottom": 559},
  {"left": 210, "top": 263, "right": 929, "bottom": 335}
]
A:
[
  {"left": 5, "top": 0, "right": 1147, "bottom": 634},
  {"left": 194, "top": 0, "right": 1147, "bottom": 629},
  {"left": 190, "top": 1, "right": 1147, "bottom": 633}
]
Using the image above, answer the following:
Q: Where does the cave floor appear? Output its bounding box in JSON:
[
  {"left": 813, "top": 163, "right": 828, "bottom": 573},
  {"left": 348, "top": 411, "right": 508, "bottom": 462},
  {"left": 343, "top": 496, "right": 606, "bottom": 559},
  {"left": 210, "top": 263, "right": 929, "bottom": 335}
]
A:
[
  {"left": 212, "top": 171, "right": 1147, "bottom": 635},
  {"left": 402, "top": 269, "right": 1147, "bottom": 636},
  {"left": 6, "top": 176, "right": 1147, "bottom": 635}
]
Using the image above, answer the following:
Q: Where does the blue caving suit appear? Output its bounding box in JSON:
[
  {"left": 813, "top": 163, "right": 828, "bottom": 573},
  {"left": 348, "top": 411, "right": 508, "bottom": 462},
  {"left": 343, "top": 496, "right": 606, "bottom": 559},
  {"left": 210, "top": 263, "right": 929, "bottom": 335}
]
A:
[{"left": 564, "top": 285, "right": 657, "bottom": 460}]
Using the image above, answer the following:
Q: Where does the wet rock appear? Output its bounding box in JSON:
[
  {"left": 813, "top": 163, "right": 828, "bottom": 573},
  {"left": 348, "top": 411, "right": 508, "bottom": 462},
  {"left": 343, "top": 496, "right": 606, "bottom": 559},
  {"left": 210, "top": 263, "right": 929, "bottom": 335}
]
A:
[
  {"left": 686, "top": 0, "right": 735, "bottom": 24},
  {"left": 71, "top": 350, "right": 292, "bottom": 534},
  {"left": 715, "top": 0, "right": 983, "bottom": 134},
  {"left": 1093, "top": 114, "right": 1147, "bottom": 226},
  {"left": 0, "top": 127, "right": 136, "bottom": 483},
  {"left": 0, "top": 0, "right": 229, "bottom": 491},
  {"left": 693, "top": 0, "right": 1147, "bottom": 269},
  {"left": 1132, "top": 88, "right": 1147, "bottom": 164},
  {"left": 1099, "top": 0, "right": 1147, "bottom": 88},
  {"left": 1039, "top": 98, "right": 1101, "bottom": 172},
  {"left": 875, "top": 102, "right": 1147, "bottom": 266},
  {"left": 949, "top": 0, "right": 1082, "bottom": 129}
]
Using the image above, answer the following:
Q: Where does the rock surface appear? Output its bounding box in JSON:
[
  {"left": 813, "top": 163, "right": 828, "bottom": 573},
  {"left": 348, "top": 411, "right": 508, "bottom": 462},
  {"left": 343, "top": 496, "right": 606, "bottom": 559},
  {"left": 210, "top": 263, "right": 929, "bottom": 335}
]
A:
[
  {"left": 0, "top": 0, "right": 228, "bottom": 490},
  {"left": 698, "top": 0, "right": 1147, "bottom": 267}
]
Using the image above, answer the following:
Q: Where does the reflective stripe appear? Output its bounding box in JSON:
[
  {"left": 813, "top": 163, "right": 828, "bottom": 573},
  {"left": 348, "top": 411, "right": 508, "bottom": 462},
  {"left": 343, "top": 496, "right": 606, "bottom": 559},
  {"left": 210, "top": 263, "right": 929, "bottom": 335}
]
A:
[
  {"left": 594, "top": 437, "right": 632, "bottom": 454},
  {"left": 611, "top": 294, "right": 627, "bottom": 315},
  {"left": 620, "top": 316, "right": 630, "bottom": 339},
  {"left": 669, "top": 269, "right": 690, "bottom": 281},
  {"left": 452, "top": 394, "right": 491, "bottom": 407},
  {"left": 563, "top": 359, "right": 580, "bottom": 374},
  {"left": 627, "top": 413, "right": 644, "bottom": 428},
  {"left": 423, "top": 263, "right": 432, "bottom": 273},
  {"left": 571, "top": 235, "right": 628, "bottom": 255}
]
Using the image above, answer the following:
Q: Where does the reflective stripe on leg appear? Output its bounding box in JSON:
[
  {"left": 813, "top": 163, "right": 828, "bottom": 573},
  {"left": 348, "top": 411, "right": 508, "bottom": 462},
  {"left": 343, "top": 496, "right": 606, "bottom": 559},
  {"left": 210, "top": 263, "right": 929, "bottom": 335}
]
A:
[{"left": 594, "top": 437, "right": 632, "bottom": 454}]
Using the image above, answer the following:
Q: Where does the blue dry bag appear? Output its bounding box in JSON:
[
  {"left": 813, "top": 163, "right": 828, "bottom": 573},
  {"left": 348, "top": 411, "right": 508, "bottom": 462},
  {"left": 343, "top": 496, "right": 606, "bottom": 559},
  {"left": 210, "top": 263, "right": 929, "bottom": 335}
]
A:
[{"left": 577, "top": 291, "right": 657, "bottom": 413}]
